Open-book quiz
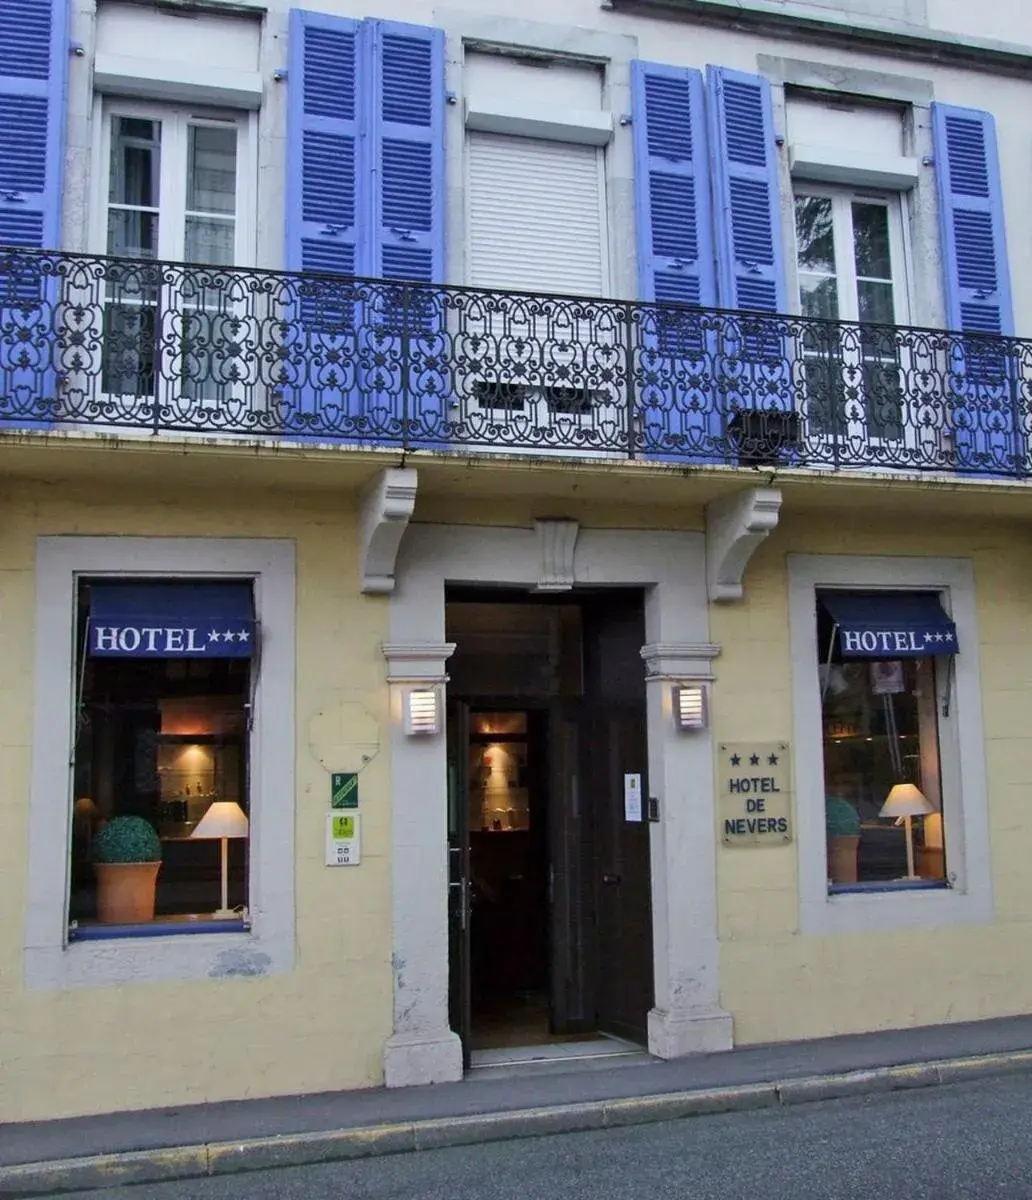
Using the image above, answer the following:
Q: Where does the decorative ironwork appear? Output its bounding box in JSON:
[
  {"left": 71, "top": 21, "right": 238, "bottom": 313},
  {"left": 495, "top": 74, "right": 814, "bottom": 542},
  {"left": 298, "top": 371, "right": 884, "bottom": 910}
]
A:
[{"left": 1, "top": 246, "right": 1029, "bottom": 476}]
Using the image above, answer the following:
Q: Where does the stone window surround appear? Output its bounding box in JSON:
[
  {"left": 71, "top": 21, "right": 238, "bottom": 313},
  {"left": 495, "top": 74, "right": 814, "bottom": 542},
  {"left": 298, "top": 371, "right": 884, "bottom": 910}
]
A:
[
  {"left": 24, "top": 536, "right": 296, "bottom": 990},
  {"left": 788, "top": 553, "right": 992, "bottom": 936},
  {"left": 382, "top": 521, "right": 730, "bottom": 1089}
]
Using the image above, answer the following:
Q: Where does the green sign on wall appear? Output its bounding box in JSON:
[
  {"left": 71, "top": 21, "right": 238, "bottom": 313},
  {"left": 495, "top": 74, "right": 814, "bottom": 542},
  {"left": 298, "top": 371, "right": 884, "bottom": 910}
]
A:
[{"left": 331, "top": 772, "right": 358, "bottom": 809}]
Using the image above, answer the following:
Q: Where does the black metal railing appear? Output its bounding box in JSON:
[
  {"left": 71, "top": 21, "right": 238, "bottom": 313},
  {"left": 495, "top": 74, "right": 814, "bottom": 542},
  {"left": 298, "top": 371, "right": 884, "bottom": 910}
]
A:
[{"left": 1, "top": 246, "right": 1029, "bottom": 477}]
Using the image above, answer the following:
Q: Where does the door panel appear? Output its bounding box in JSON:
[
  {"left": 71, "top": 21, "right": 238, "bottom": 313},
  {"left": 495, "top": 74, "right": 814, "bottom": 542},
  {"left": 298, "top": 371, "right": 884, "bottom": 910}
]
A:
[
  {"left": 446, "top": 700, "right": 472, "bottom": 1068},
  {"left": 581, "top": 593, "right": 653, "bottom": 1043}
]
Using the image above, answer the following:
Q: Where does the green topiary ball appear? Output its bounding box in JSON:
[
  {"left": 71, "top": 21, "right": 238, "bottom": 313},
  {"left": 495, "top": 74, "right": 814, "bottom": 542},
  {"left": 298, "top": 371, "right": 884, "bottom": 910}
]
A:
[
  {"left": 826, "top": 796, "right": 861, "bottom": 837},
  {"left": 92, "top": 816, "right": 162, "bottom": 864}
]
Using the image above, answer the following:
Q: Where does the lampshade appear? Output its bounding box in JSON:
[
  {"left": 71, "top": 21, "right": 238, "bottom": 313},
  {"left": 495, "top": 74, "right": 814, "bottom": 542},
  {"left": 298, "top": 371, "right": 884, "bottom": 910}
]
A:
[
  {"left": 880, "top": 783, "right": 934, "bottom": 819},
  {"left": 191, "top": 800, "right": 249, "bottom": 840},
  {"left": 74, "top": 796, "right": 98, "bottom": 818}
]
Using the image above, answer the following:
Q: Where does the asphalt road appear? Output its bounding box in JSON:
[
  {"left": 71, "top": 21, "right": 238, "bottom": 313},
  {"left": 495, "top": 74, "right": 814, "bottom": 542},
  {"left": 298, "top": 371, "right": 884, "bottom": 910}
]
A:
[{"left": 61, "top": 1073, "right": 1032, "bottom": 1200}]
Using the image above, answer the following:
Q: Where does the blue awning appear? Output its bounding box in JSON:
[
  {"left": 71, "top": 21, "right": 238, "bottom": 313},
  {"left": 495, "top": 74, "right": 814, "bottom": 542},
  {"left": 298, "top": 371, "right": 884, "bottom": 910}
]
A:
[
  {"left": 820, "top": 592, "right": 958, "bottom": 658},
  {"left": 88, "top": 582, "right": 255, "bottom": 658}
]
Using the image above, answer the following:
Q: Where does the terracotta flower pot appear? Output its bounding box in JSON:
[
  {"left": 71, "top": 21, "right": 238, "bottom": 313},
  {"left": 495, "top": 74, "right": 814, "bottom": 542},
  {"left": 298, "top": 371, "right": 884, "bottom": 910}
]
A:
[
  {"left": 827, "top": 835, "right": 860, "bottom": 884},
  {"left": 95, "top": 862, "right": 161, "bottom": 923}
]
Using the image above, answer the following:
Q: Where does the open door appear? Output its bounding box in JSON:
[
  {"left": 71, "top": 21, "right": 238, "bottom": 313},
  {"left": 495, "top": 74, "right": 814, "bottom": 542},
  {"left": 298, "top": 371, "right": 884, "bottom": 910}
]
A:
[{"left": 446, "top": 700, "right": 472, "bottom": 1068}]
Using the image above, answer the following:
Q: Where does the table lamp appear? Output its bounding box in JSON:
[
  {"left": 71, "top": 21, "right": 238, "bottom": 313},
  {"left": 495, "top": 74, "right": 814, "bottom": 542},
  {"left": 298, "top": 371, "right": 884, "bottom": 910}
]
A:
[
  {"left": 880, "top": 783, "right": 934, "bottom": 880},
  {"left": 191, "top": 801, "right": 249, "bottom": 917}
]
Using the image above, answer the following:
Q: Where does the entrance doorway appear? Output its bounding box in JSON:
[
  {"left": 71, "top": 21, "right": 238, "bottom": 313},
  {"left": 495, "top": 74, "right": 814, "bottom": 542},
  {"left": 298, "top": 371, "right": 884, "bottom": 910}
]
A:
[{"left": 446, "top": 590, "right": 653, "bottom": 1066}]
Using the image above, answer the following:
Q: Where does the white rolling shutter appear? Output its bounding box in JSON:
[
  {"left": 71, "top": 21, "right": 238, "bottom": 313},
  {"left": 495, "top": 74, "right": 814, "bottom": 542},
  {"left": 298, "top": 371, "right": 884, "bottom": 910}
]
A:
[{"left": 467, "top": 132, "right": 606, "bottom": 295}]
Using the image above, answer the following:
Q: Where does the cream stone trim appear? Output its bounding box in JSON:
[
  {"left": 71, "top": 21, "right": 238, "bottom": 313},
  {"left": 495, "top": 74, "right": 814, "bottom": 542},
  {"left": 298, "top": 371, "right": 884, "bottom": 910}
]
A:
[
  {"left": 641, "top": 642, "right": 721, "bottom": 681},
  {"left": 359, "top": 468, "right": 418, "bottom": 595},
  {"left": 706, "top": 488, "right": 782, "bottom": 603},
  {"left": 788, "top": 553, "right": 992, "bottom": 935},
  {"left": 25, "top": 537, "right": 296, "bottom": 989},
  {"left": 384, "top": 523, "right": 731, "bottom": 1087}
]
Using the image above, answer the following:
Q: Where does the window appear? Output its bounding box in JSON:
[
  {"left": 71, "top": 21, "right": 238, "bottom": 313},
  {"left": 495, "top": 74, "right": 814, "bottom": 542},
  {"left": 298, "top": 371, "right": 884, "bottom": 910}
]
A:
[
  {"left": 794, "top": 187, "right": 909, "bottom": 442},
  {"left": 93, "top": 101, "right": 252, "bottom": 407},
  {"left": 789, "top": 554, "right": 992, "bottom": 937},
  {"left": 817, "top": 591, "right": 950, "bottom": 892},
  {"left": 26, "top": 538, "right": 295, "bottom": 989},
  {"left": 69, "top": 580, "right": 255, "bottom": 937}
]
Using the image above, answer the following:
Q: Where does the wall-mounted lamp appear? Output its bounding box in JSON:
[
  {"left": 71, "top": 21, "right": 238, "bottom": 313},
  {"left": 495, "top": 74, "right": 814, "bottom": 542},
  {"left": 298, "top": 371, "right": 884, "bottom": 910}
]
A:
[
  {"left": 404, "top": 687, "right": 440, "bottom": 736},
  {"left": 673, "top": 684, "right": 708, "bottom": 732}
]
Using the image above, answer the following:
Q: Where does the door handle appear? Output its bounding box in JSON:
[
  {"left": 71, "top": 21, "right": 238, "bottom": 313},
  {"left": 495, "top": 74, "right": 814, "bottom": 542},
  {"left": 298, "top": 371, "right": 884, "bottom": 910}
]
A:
[{"left": 602, "top": 873, "right": 622, "bottom": 886}]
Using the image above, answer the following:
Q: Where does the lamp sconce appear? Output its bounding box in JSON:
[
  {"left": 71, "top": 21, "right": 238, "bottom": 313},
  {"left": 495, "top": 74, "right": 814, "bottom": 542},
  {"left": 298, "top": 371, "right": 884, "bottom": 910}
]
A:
[
  {"left": 403, "top": 687, "right": 441, "bottom": 736},
  {"left": 673, "top": 684, "right": 708, "bottom": 732}
]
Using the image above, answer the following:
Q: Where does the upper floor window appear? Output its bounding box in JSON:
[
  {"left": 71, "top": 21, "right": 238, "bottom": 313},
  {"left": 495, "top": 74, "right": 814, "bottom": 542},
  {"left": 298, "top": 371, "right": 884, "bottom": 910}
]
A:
[
  {"left": 98, "top": 102, "right": 251, "bottom": 266},
  {"left": 794, "top": 188, "right": 908, "bottom": 328}
]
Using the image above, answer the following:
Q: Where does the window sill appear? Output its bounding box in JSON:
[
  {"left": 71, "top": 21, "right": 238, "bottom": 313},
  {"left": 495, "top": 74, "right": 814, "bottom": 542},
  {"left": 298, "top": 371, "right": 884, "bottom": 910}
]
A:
[
  {"left": 829, "top": 879, "right": 949, "bottom": 895},
  {"left": 69, "top": 916, "right": 249, "bottom": 941}
]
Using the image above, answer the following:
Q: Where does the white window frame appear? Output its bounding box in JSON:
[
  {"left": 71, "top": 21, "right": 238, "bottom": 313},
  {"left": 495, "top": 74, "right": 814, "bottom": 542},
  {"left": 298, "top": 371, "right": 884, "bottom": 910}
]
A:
[
  {"left": 24, "top": 537, "right": 295, "bottom": 989},
  {"left": 792, "top": 183, "right": 911, "bottom": 325},
  {"left": 789, "top": 554, "right": 992, "bottom": 936},
  {"left": 89, "top": 96, "right": 257, "bottom": 266}
]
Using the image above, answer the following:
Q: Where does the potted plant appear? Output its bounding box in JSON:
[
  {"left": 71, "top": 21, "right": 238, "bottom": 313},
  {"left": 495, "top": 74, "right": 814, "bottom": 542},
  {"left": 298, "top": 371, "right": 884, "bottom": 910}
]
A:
[
  {"left": 92, "top": 816, "right": 163, "bottom": 923},
  {"left": 826, "top": 796, "right": 861, "bottom": 884}
]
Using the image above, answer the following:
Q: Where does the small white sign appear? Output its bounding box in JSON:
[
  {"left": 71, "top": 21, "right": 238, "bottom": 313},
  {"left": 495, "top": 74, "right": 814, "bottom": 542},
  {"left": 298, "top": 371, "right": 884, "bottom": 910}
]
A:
[
  {"left": 325, "top": 811, "right": 361, "bottom": 866},
  {"left": 624, "top": 773, "right": 643, "bottom": 823}
]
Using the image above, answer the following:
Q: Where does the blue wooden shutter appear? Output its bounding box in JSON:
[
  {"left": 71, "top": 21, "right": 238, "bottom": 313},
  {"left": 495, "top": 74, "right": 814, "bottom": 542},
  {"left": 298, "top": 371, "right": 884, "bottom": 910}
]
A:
[
  {"left": 0, "top": 0, "right": 67, "bottom": 250},
  {"left": 365, "top": 19, "right": 445, "bottom": 447},
  {"left": 632, "top": 61, "right": 715, "bottom": 310},
  {"left": 0, "top": 0, "right": 67, "bottom": 428},
  {"left": 366, "top": 20, "right": 445, "bottom": 285},
  {"left": 286, "top": 9, "right": 361, "bottom": 282},
  {"left": 707, "top": 65, "right": 795, "bottom": 464},
  {"left": 932, "top": 104, "right": 1013, "bottom": 337},
  {"left": 707, "top": 66, "right": 785, "bottom": 314},
  {"left": 631, "top": 59, "right": 718, "bottom": 459},
  {"left": 284, "top": 9, "right": 362, "bottom": 437},
  {"left": 932, "top": 104, "right": 1018, "bottom": 474}
]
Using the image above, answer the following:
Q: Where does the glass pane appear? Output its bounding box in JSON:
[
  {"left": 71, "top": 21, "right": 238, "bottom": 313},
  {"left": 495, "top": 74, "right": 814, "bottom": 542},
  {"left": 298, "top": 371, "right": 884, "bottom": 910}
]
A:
[
  {"left": 852, "top": 202, "right": 892, "bottom": 280},
  {"left": 101, "top": 302, "right": 156, "bottom": 397},
  {"left": 109, "top": 117, "right": 161, "bottom": 208},
  {"left": 794, "top": 195, "right": 835, "bottom": 273},
  {"left": 70, "top": 581, "right": 252, "bottom": 929},
  {"left": 107, "top": 209, "right": 160, "bottom": 260},
  {"left": 819, "top": 634, "right": 945, "bottom": 887},
  {"left": 857, "top": 279, "right": 896, "bottom": 327},
  {"left": 187, "top": 125, "right": 237, "bottom": 215},
  {"left": 469, "top": 737, "right": 530, "bottom": 831},
  {"left": 185, "top": 216, "right": 235, "bottom": 266},
  {"left": 799, "top": 274, "right": 839, "bottom": 322}
]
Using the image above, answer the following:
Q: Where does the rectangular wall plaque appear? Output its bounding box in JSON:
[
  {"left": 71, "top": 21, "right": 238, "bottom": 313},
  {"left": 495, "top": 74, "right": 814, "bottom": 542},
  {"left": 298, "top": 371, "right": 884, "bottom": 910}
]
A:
[{"left": 718, "top": 742, "right": 792, "bottom": 846}]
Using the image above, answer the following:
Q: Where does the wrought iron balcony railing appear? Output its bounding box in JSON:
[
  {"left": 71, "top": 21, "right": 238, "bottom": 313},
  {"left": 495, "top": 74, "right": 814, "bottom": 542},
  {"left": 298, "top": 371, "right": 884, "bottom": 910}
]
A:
[{"left": 1, "top": 246, "right": 1029, "bottom": 477}]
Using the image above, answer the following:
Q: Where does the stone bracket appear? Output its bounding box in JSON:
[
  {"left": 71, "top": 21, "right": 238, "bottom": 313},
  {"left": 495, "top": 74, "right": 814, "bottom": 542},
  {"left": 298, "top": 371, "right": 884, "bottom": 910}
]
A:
[
  {"left": 533, "top": 518, "right": 579, "bottom": 591},
  {"left": 705, "top": 487, "right": 782, "bottom": 603},
  {"left": 359, "top": 468, "right": 418, "bottom": 594},
  {"left": 381, "top": 642, "right": 456, "bottom": 685}
]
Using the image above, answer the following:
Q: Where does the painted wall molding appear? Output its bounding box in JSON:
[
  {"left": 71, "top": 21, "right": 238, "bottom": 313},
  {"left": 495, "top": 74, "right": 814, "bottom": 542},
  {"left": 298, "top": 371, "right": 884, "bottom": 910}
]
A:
[
  {"left": 641, "top": 641, "right": 722, "bottom": 681},
  {"left": 381, "top": 642, "right": 456, "bottom": 684},
  {"left": 706, "top": 487, "right": 782, "bottom": 602},
  {"left": 359, "top": 468, "right": 418, "bottom": 595}
]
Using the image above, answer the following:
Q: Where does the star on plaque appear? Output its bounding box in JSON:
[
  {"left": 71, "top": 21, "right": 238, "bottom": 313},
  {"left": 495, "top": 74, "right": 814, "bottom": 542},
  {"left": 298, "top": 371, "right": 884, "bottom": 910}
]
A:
[
  {"left": 749, "top": 754, "right": 760, "bottom": 766},
  {"left": 730, "top": 754, "right": 741, "bottom": 766},
  {"left": 768, "top": 754, "right": 779, "bottom": 766}
]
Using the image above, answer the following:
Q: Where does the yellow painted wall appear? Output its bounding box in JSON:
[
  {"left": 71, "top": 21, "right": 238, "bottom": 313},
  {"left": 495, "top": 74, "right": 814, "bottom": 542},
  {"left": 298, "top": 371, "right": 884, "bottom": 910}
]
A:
[
  {"left": 711, "top": 509, "right": 1032, "bottom": 1043},
  {"left": 0, "top": 479, "right": 393, "bottom": 1121}
]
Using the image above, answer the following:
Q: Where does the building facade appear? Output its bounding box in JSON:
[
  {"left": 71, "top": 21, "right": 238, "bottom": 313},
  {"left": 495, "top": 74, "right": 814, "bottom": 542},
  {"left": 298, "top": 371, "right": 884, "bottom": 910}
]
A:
[{"left": 3, "top": 0, "right": 1032, "bottom": 1120}]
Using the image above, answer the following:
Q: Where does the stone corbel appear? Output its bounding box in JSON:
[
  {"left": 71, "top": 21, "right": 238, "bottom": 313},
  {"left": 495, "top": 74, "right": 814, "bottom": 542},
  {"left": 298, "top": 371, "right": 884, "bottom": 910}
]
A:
[
  {"left": 705, "top": 487, "right": 782, "bottom": 603},
  {"left": 359, "top": 468, "right": 418, "bottom": 594},
  {"left": 533, "top": 518, "right": 579, "bottom": 591}
]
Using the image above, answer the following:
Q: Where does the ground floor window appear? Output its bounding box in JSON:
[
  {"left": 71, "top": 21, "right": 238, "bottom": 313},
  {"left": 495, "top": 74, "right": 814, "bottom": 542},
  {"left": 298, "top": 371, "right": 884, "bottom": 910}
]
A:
[
  {"left": 817, "top": 591, "right": 952, "bottom": 891},
  {"left": 69, "top": 579, "right": 255, "bottom": 934}
]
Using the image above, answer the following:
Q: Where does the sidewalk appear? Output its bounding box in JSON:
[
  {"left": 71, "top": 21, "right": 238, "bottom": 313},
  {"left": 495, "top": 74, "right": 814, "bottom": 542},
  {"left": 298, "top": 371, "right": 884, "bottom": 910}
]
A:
[{"left": 3, "top": 1014, "right": 1032, "bottom": 1196}]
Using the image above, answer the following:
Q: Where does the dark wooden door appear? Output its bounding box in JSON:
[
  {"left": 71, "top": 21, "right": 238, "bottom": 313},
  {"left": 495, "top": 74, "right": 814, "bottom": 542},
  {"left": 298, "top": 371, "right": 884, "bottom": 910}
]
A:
[
  {"left": 446, "top": 700, "right": 472, "bottom": 1068},
  {"left": 580, "top": 593, "right": 653, "bottom": 1043}
]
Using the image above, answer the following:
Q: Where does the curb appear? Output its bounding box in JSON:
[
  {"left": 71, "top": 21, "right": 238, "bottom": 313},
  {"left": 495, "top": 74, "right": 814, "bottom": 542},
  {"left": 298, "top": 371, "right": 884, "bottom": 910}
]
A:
[{"left": 3, "top": 1049, "right": 1031, "bottom": 1197}]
